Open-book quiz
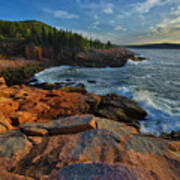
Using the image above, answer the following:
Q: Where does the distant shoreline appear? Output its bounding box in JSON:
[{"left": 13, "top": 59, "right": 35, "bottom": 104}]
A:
[{"left": 124, "top": 43, "right": 180, "bottom": 49}]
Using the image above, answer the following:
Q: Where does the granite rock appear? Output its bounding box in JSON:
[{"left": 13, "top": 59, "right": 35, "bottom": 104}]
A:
[{"left": 44, "top": 162, "right": 158, "bottom": 180}]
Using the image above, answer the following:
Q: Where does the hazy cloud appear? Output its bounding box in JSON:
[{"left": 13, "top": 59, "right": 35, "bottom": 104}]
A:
[
  {"left": 114, "top": 25, "right": 126, "bottom": 31},
  {"left": 43, "top": 9, "right": 79, "bottom": 19},
  {"left": 171, "top": 6, "right": 180, "bottom": 16},
  {"left": 135, "top": 0, "right": 171, "bottom": 14},
  {"left": 104, "top": 4, "right": 114, "bottom": 14},
  {"left": 150, "top": 5, "right": 180, "bottom": 37},
  {"left": 88, "top": 21, "right": 100, "bottom": 30},
  {"left": 94, "top": 15, "right": 99, "bottom": 20}
]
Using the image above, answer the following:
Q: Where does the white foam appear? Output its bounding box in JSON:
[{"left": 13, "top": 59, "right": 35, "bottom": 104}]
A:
[
  {"left": 33, "top": 58, "right": 180, "bottom": 136},
  {"left": 127, "top": 59, "right": 141, "bottom": 65},
  {"left": 117, "top": 86, "right": 133, "bottom": 99},
  {"left": 127, "top": 59, "right": 151, "bottom": 66},
  {"left": 132, "top": 90, "right": 180, "bottom": 135},
  {"left": 36, "top": 65, "right": 71, "bottom": 76},
  {"left": 172, "top": 81, "right": 180, "bottom": 86},
  {"left": 34, "top": 65, "right": 72, "bottom": 84}
]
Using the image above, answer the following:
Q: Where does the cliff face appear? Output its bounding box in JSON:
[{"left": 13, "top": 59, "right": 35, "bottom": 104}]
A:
[
  {"left": 58, "top": 48, "right": 134, "bottom": 67},
  {"left": 25, "top": 46, "right": 43, "bottom": 60},
  {"left": 25, "top": 45, "right": 55, "bottom": 61},
  {"left": 24, "top": 47, "right": 135, "bottom": 67},
  {"left": 0, "top": 40, "right": 136, "bottom": 67},
  {"left": 0, "top": 39, "right": 135, "bottom": 67}
]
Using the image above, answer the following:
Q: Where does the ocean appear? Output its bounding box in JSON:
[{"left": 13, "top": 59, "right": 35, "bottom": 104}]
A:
[{"left": 34, "top": 49, "right": 180, "bottom": 136}]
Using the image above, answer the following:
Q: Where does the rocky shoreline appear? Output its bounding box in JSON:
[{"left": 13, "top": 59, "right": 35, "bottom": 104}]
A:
[
  {"left": 0, "top": 75, "right": 180, "bottom": 179},
  {"left": 0, "top": 76, "right": 147, "bottom": 134},
  {"left": 0, "top": 48, "right": 146, "bottom": 86},
  {"left": 0, "top": 48, "right": 179, "bottom": 180}
]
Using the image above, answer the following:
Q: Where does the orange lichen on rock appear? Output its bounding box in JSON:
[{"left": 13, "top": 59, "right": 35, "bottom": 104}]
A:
[
  {"left": 0, "top": 77, "right": 95, "bottom": 130},
  {"left": 0, "top": 76, "right": 147, "bottom": 134}
]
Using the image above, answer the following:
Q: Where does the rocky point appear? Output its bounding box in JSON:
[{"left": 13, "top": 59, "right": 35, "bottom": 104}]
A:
[
  {"left": 0, "top": 77, "right": 179, "bottom": 180},
  {"left": 0, "top": 77, "right": 146, "bottom": 134}
]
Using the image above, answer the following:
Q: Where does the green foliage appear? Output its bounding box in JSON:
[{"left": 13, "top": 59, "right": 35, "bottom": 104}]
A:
[
  {"left": 106, "top": 41, "right": 112, "bottom": 49},
  {"left": 0, "top": 20, "right": 114, "bottom": 52}
]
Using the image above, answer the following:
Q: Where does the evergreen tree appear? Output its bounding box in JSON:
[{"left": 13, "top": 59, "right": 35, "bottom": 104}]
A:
[{"left": 0, "top": 20, "right": 114, "bottom": 51}]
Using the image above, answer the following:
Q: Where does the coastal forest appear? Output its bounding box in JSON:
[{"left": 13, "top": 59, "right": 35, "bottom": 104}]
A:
[{"left": 0, "top": 20, "right": 114, "bottom": 58}]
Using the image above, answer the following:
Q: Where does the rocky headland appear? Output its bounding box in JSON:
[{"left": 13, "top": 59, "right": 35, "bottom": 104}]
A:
[
  {"left": 25, "top": 47, "right": 147, "bottom": 67},
  {"left": 0, "top": 48, "right": 147, "bottom": 87},
  {"left": 0, "top": 75, "right": 180, "bottom": 180},
  {"left": 0, "top": 76, "right": 146, "bottom": 133}
]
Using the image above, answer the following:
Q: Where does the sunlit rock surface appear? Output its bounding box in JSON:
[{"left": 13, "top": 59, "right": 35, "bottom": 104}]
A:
[
  {"left": 0, "top": 116, "right": 178, "bottom": 179},
  {"left": 44, "top": 162, "right": 159, "bottom": 180},
  {"left": 0, "top": 77, "right": 146, "bottom": 134},
  {"left": 0, "top": 77, "right": 179, "bottom": 179}
]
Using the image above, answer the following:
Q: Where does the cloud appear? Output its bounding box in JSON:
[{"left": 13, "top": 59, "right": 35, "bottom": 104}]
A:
[
  {"left": 104, "top": 6, "right": 113, "bottom": 14},
  {"left": 114, "top": 0, "right": 176, "bottom": 20},
  {"left": 135, "top": 0, "right": 171, "bottom": 14},
  {"left": 114, "top": 25, "right": 126, "bottom": 31},
  {"left": 171, "top": 6, "right": 180, "bottom": 16},
  {"left": 71, "top": 29, "right": 112, "bottom": 43},
  {"left": 44, "top": 0, "right": 180, "bottom": 45},
  {"left": 150, "top": 5, "right": 180, "bottom": 37},
  {"left": 117, "top": 11, "right": 132, "bottom": 19},
  {"left": 43, "top": 9, "right": 79, "bottom": 19},
  {"left": 88, "top": 21, "right": 100, "bottom": 30},
  {"left": 103, "top": 3, "right": 114, "bottom": 14},
  {"left": 78, "top": 1, "right": 114, "bottom": 15},
  {"left": 94, "top": 15, "right": 99, "bottom": 20},
  {"left": 109, "top": 20, "right": 115, "bottom": 25}
]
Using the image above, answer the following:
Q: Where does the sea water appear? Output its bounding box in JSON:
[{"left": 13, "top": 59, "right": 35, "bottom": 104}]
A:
[{"left": 34, "top": 49, "right": 180, "bottom": 136}]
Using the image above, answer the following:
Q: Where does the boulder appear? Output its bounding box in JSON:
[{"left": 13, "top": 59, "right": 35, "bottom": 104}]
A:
[
  {"left": 120, "top": 135, "right": 180, "bottom": 180},
  {"left": 44, "top": 162, "right": 158, "bottom": 180},
  {"left": 20, "top": 115, "right": 138, "bottom": 138},
  {"left": 20, "top": 115, "right": 96, "bottom": 136},
  {"left": 0, "top": 130, "right": 32, "bottom": 175},
  {"left": 0, "top": 130, "right": 32, "bottom": 159},
  {"left": 95, "top": 94, "right": 147, "bottom": 124},
  {"left": 95, "top": 117, "right": 138, "bottom": 137}
]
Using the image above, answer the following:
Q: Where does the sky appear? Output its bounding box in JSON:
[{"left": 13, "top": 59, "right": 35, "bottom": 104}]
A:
[{"left": 0, "top": 0, "right": 180, "bottom": 45}]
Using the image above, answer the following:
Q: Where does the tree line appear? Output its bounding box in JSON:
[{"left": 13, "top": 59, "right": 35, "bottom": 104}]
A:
[{"left": 0, "top": 20, "right": 113, "bottom": 50}]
